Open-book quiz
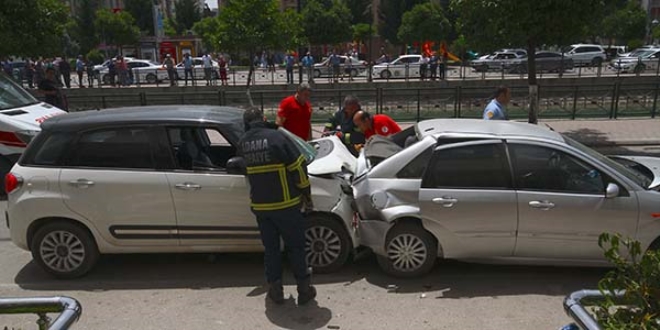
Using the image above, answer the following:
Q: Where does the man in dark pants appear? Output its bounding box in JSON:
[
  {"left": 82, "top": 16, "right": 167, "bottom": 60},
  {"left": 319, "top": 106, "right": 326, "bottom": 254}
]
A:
[
  {"left": 59, "top": 57, "right": 71, "bottom": 88},
  {"left": 238, "top": 107, "right": 317, "bottom": 306}
]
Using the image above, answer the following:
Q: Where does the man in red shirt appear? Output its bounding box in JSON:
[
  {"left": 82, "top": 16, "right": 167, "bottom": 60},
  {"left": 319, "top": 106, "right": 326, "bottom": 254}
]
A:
[
  {"left": 353, "top": 111, "right": 401, "bottom": 139},
  {"left": 276, "top": 83, "right": 312, "bottom": 141}
]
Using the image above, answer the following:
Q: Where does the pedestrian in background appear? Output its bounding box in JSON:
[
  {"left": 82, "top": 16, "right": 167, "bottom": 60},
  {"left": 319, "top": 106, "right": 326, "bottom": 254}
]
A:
[
  {"left": 440, "top": 52, "right": 448, "bottom": 80},
  {"left": 218, "top": 54, "right": 228, "bottom": 86},
  {"left": 85, "top": 58, "right": 95, "bottom": 88},
  {"left": 182, "top": 53, "right": 194, "bottom": 86},
  {"left": 25, "top": 59, "right": 34, "bottom": 89},
  {"left": 38, "top": 67, "right": 67, "bottom": 111},
  {"left": 202, "top": 53, "right": 213, "bottom": 86},
  {"left": 59, "top": 56, "right": 71, "bottom": 89},
  {"left": 419, "top": 53, "right": 429, "bottom": 81},
  {"left": 163, "top": 54, "right": 176, "bottom": 87},
  {"left": 285, "top": 53, "right": 295, "bottom": 84},
  {"left": 329, "top": 51, "right": 341, "bottom": 83},
  {"left": 344, "top": 53, "right": 354, "bottom": 82},
  {"left": 276, "top": 83, "right": 312, "bottom": 141},
  {"left": 483, "top": 86, "right": 511, "bottom": 120},
  {"left": 239, "top": 107, "right": 317, "bottom": 306},
  {"left": 302, "top": 52, "right": 314, "bottom": 83},
  {"left": 117, "top": 56, "right": 129, "bottom": 87},
  {"left": 107, "top": 58, "right": 116, "bottom": 87},
  {"left": 34, "top": 58, "right": 45, "bottom": 86},
  {"left": 76, "top": 55, "right": 85, "bottom": 88},
  {"left": 429, "top": 52, "right": 439, "bottom": 81}
]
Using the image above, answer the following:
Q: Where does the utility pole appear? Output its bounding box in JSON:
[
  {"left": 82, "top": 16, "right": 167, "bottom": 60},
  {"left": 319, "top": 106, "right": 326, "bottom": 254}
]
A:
[
  {"left": 153, "top": 0, "right": 163, "bottom": 61},
  {"left": 298, "top": 0, "right": 304, "bottom": 84}
]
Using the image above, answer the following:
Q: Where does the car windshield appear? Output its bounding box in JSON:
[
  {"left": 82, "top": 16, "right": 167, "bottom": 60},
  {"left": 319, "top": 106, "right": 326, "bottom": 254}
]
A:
[
  {"left": 0, "top": 73, "right": 39, "bottom": 110},
  {"left": 564, "top": 135, "right": 653, "bottom": 189},
  {"left": 278, "top": 127, "right": 317, "bottom": 164}
]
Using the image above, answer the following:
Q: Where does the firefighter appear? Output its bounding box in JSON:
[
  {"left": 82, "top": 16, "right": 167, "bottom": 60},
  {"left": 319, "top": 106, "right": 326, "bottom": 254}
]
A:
[
  {"left": 323, "top": 95, "right": 365, "bottom": 156},
  {"left": 238, "top": 107, "right": 317, "bottom": 306}
]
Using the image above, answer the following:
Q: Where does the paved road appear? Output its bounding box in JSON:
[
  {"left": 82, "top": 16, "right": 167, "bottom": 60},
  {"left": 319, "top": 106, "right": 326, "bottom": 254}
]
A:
[{"left": 0, "top": 202, "right": 606, "bottom": 330}]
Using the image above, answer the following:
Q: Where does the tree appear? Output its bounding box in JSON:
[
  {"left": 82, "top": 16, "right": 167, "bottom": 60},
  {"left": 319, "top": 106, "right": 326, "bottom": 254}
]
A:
[
  {"left": 603, "top": 1, "right": 647, "bottom": 46},
  {"left": 378, "top": 0, "right": 426, "bottom": 44},
  {"left": 94, "top": 9, "right": 141, "bottom": 52},
  {"left": 173, "top": 0, "right": 202, "bottom": 35},
  {"left": 346, "top": 0, "right": 371, "bottom": 25},
  {"left": 302, "top": 0, "right": 352, "bottom": 46},
  {"left": 70, "top": 0, "right": 99, "bottom": 55},
  {"left": 397, "top": 2, "right": 451, "bottom": 45},
  {"left": 352, "top": 23, "right": 376, "bottom": 45},
  {"left": 193, "top": 17, "right": 221, "bottom": 51},
  {"left": 452, "top": 0, "right": 610, "bottom": 124},
  {"left": 0, "top": 0, "right": 70, "bottom": 57},
  {"left": 124, "top": 0, "right": 155, "bottom": 35}
]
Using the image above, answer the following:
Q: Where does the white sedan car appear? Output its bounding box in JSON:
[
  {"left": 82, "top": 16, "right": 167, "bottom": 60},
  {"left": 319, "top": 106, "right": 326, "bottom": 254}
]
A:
[
  {"left": 174, "top": 57, "right": 220, "bottom": 81},
  {"left": 98, "top": 59, "right": 169, "bottom": 85},
  {"left": 609, "top": 49, "right": 660, "bottom": 73},
  {"left": 372, "top": 55, "right": 423, "bottom": 79}
]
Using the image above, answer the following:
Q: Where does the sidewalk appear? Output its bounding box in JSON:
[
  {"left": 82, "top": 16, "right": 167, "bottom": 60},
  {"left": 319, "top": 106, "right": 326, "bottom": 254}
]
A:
[{"left": 312, "top": 118, "right": 660, "bottom": 147}]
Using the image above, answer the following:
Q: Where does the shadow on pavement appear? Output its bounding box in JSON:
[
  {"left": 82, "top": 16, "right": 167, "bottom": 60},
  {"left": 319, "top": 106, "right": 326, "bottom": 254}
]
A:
[
  {"left": 14, "top": 252, "right": 365, "bottom": 291},
  {"left": 362, "top": 259, "right": 606, "bottom": 298},
  {"left": 264, "top": 297, "right": 332, "bottom": 330},
  {"left": 562, "top": 128, "right": 660, "bottom": 156}
]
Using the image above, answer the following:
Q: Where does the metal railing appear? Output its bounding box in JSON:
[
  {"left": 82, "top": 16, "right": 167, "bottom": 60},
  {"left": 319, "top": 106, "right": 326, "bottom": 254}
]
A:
[
  {"left": 563, "top": 290, "right": 625, "bottom": 330},
  {"left": 0, "top": 296, "right": 82, "bottom": 330},
  {"left": 63, "top": 82, "right": 660, "bottom": 122}
]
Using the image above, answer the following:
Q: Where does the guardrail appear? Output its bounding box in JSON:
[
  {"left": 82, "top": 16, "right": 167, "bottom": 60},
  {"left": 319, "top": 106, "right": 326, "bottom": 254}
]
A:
[
  {"left": 0, "top": 296, "right": 82, "bottom": 330},
  {"left": 563, "top": 290, "right": 625, "bottom": 330},
  {"left": 63, "top": 81, "right": 660, "bottom": 122}
]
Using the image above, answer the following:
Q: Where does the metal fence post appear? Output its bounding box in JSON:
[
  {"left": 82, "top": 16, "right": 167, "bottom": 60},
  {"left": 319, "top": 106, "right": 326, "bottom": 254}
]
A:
[
  {"left": 377, "top": 87, "right": 382, "bottom": 114},
  {"left": 571, "top": 85, "right": 579, "bottom": 120},
  {"left": 610, "top": 82, "right": 618, "bottom": 119},
  {"left": 101, "top": 95, "right": 106, "bottom": 108},
  {"left": 456, "top": 86, "right": 462, "bottom": 118},
  {"left": 416, "top": 88, "right": 421, "bottom": 122},
  {"left": 652, "top": 81, "right": 659, "bottom": 118},
  {"left": 218, "top": 90, "right": 223, "bottom": 105},
  {"left": 260, "top": 92, "right": 264, "bottom": 112},
  {"left": 232, "top": 69, "right": 236, "bottom": 86}
]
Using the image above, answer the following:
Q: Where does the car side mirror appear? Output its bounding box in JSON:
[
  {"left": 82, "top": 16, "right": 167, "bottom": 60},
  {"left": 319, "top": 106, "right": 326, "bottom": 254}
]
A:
[
  {"left": 226, "top": 156, "right": 246, "bottom": 175},
  {"left": 605, "top": 183, "right": 620, "bottom": 199}
]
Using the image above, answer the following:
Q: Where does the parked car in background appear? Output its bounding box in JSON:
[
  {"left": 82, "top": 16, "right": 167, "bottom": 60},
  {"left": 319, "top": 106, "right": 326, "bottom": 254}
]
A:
[
  {"left": 618, "top": 45, "right": 659, "bottom": 58},
  {"left": 608, "top": 48, "right": 660, "bottom": 73},
  {"left": 0, "top": 72, "right": 65, "bottom": 197},
  {"left": 503, "top": 51, "right": 574, "bottom": 74},
  {"left": 562, "top": 44, "right": 607, "bottom": 67},
  {"left": 372, "top": 54, "right": 423, "bottom": 79},
  {"left": 98, "top": 59, "right": 169, "bottom": 85},
  {"left": 603, "top": 46, "right": 628, "bottom": 60},
  {"left": 6, "top": 106, "right": 358, "bottom": 278},
  {"left": 470, "top": 52, "right": 525, "bottom": 72},
  {"left": 92, "top": 57, "right": 135, "bottom": 75},
  {"left": 174, "top": 57, "right": 219, "bottom": 81},
  {"left": 313, "top": 55, "right": 367, "bottom": 78},
  {"left": 352, "top": 119, "right": 660, "bottom": 278}
]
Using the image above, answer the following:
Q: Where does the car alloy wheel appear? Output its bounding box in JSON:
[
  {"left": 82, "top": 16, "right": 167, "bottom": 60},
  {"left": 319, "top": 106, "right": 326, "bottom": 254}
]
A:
[
  {"left": 146, "top": 73, "right": 157, "bottom": 84},
  {"left": 304, "top": 214, "right": 351, "bottom": 273},
  {"left": 380, "top": 70, "right": 392, "bottom": 79},
  {"left": 387, "top": 233, "right": 428, "bottom": 272},
  {"left": 31, "top": 222, "right": 99, "bottom": 278},
  {"left": 313, "top": 69, "right": 321, "bottom": 78}
]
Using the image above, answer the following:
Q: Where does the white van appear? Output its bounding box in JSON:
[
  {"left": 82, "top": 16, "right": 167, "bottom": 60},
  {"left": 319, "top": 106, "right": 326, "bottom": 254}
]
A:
[{"left": 0, "top": 73, "right": 65, "bottom": 196}]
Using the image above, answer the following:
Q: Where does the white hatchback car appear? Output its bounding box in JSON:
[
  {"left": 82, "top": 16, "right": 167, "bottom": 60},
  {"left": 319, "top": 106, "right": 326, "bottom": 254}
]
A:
[
  {"left": 5, "top": 106, "right": 358, "bottom": 278},
  {"left": 372, "top": 55, "right": 423, "bottom": 79}
]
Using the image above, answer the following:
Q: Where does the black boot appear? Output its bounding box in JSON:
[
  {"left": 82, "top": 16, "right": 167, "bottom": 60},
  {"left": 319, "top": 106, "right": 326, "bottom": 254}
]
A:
[
  {"left": 297, "top": 277, "right": 317, "bottom": 305},
  {"left": 267, "top": 281, "right": 284, "bottom": 305}
]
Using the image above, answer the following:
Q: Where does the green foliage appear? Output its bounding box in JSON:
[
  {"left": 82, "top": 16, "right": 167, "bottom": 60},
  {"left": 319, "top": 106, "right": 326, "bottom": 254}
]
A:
[
  {"left": 627, "top": 39, "right": 644, "bottom": 51},
  {"left": 378, "top": 0, "right": 426, "bottom": 44},
  {"left": 0, "top": 0, "right": 70, "bottom": 57},
  {"left": 94, "top": 9, "right": 141, "bottom": 49},
  {"left": 215, "top": 0, "right": 287, "bottom": 54},
  {"left": 173, "top": 0, "right": 202, "bottom": 35},
  {"left": 124, "top": 0, "right": 155, "bottom": 35},
  {"left": 163, "top": 17, "right": 179, "bottom": 37},
  {"left": 595, "top": 233, "right": 660, "bottom": 329},
  {"left": 345, "top": 0, "right": 372, "bottom": 25},
  {"left": 654, "top": 25, "right": 660, "bottom": 42},
  {"left": 71, "top": 0, "right": 99, "bottom": 54},
  {"left": 601, "top": 0, "right": 648, "bottom": 44},
  {"left": 86, "top": 49, "right": 105, "bottom": 64},
  {"left": 193, "top": 17, "right": 221, "bottom": 51},
  {"left": 352, "top": 23, "right": 376, "bottom": 44},
  {"left": 302, "top": 0, "right": 353, "bottom": 45},
  {"left": 281, "top": 9, "right": 306, "bottom": 51},
  {"left": 397, "top": 2, "right": 450, "bottom": 44}
]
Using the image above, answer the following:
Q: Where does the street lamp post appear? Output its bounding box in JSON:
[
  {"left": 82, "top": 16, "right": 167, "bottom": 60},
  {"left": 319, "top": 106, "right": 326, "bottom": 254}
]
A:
[{"left": 651, "top": 19, "right": 659, "bottom": 45}]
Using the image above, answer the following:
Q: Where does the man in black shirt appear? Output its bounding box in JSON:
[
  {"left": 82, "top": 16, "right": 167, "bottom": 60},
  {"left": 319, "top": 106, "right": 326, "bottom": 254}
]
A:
[
  {"left": 38, "top": 67, "right": 66, "bottom": 111},
  {"left": 59, "top": 57, "right": 71, "bottom": 89},
  {"left": 323, "top": 95, "right": 365, "bottom": 155}
]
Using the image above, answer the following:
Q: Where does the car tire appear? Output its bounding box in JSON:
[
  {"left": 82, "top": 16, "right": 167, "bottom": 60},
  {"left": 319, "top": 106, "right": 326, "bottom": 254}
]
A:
[
  {"left": 146, "top": 73, "right": 157, "bottom": 84},
  {"left": 0, "top": 156, "right": 14, "bottom": 200},
  {"left": 30, "top": 221, "right": 100, "bottom": 279},
  {"left": 377, "top": 223, "right": 437, "bottom": 278},
  {"left": 350, "top": 69, "right": 358, "bottom": 77},
  {"left": 305, "top": 214, "right": 351, "bottom": 274},
  {"left": 380, "top": 70, "right": 392, "bottom": 79},
  {"left": 634, "top": 64, "right": 646, "bottom": 74},
  {"left": 313, "top": 69, "right": 321, "bottom": 78}
]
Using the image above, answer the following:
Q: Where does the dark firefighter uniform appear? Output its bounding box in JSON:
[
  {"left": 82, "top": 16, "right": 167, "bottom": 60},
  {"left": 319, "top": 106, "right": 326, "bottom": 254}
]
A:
[
  {"left": 238, "top": 120, "right": 312, "bottom": 290},
  {"left": 324, "top": 109, "right": 365, "bottom": 153}
]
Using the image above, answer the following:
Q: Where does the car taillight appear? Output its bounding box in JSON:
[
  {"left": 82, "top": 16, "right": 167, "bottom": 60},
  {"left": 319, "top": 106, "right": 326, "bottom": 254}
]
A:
[
  {"left": 0, "top": 131, "right": 27, "bottom": 148},
  {"left": 5, "top": 173, "right": 23, "bottom": 194}
]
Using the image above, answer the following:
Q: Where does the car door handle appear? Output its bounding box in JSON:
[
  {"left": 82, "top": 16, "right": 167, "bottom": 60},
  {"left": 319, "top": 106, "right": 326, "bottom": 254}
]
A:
[
  {"left": 529, "top": 200, "right": 555, "bottom": 210},
  {"left": 68, "top": 179, "right": 95, "bottom": 188},
  {"left": 432, "top": 197, "right": 458, "bottom": 208},
  {"left": 175, "top": 182, "right": 202, "bottom": 191}
]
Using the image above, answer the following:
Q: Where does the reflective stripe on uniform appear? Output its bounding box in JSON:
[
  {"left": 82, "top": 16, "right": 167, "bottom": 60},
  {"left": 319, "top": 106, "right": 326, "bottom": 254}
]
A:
[
  {"left": 286, "top": 155, "right": 305, "bottom": 171},
  {"left": 251, "top": 196, "right": 301, "bottom": 211},
  {"left": 247, "top": 163, "right": 285, "bottom": 174},
  {"left": 344, "top": 132, "right": 351, "bottom": 145},
  {"left": 278, "top": 168, "right": 290, "bottom": 201}
]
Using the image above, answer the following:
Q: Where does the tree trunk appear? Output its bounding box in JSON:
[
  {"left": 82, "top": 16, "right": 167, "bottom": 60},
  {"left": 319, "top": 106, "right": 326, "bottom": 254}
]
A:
[
  {"left": 246, "top": 50, "right": 255, "bottom": 108},
  {"left": 527, "top": 41, "right": 538, "bottom": 124}
]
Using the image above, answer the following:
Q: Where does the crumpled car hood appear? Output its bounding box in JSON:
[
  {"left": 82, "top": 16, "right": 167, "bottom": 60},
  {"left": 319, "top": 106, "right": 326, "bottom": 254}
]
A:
[{"left": 308, "top": 135, "right": 356, "bottom": 176}]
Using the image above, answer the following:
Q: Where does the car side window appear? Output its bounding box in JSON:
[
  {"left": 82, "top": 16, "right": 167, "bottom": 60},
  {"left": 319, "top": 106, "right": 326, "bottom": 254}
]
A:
[
  {"left": 67, "top": 127, "right": 154, "bottom": 169},
  {"left": 509, "top": 144, "right": 605, "bottom": 194},
  {"left": 25, "top": 133, "right": 74, "bottom": 166},
  {"left": 166, "top": 127, "right": 236, "bottom": 171},
  {"left": 421, "top": 143, "right": 512, "bottom": 189},
  {"left": 397, "top": 147, "right": 432, "bottom": 178}
]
